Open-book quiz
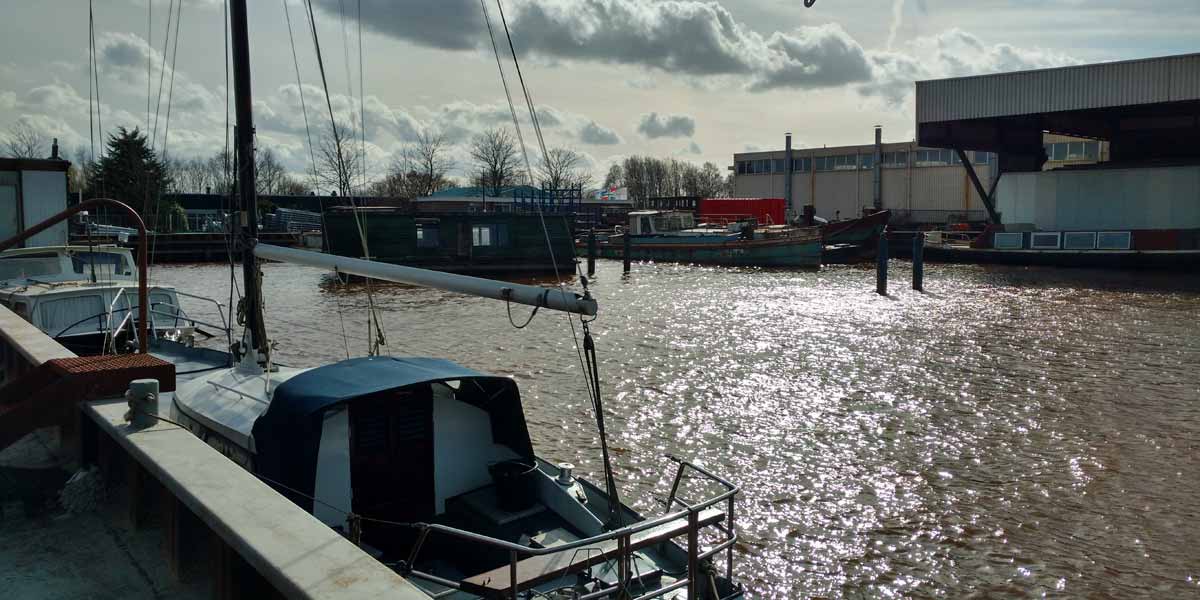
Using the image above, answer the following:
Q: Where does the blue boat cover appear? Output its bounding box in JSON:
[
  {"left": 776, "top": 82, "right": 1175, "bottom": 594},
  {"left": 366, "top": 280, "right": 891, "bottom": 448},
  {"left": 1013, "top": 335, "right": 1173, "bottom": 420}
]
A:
[{"left": 252, "top": 356, "right": 534, "bottom": 514}]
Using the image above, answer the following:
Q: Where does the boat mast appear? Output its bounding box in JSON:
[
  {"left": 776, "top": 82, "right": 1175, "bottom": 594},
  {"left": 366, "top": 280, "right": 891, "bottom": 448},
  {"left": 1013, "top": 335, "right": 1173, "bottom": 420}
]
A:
[{"left": 229, "top": 0, "right": 265, "bottom": 359}]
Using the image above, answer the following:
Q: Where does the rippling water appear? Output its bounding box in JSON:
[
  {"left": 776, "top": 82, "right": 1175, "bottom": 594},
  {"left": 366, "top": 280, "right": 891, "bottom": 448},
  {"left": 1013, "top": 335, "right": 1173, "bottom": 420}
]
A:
[{"left": 152, "top": 259, "right": 1200, "bottom": 599}]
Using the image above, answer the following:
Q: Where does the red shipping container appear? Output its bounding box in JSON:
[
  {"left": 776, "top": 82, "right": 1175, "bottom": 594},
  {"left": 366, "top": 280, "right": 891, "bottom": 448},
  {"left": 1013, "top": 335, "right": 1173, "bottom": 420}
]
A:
[{"left": 698, "top": 198, "right": 785, "bottom": 226}]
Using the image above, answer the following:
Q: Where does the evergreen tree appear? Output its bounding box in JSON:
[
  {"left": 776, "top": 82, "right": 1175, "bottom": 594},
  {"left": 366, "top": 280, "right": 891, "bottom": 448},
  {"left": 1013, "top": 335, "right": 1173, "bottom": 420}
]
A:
[{"left": 86, "top": 127, "right": 172, "bottom": 221}]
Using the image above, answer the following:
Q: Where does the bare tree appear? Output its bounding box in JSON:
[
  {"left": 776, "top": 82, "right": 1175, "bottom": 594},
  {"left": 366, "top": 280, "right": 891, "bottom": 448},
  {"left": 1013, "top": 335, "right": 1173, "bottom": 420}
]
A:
[
  {"left": 5, "top": 121, "right": 47, "bottom": 158},
  {"left": 401, "top": 130, "right": 454, "bottom": 197},
  {"left": 255, "top": 148, "right": 288, "bottom": 195},
  {"left": 315, "top": 120, "right": 362, "bottom": 196},
  {"left": 603, "top": 163, "right": 624, "bottom": 189},
  {"left": 538, "top": 147, "right": 594, "bottom": 191},
  {"left": 469, "top": 128, "right": 524, "bottom": 196}
]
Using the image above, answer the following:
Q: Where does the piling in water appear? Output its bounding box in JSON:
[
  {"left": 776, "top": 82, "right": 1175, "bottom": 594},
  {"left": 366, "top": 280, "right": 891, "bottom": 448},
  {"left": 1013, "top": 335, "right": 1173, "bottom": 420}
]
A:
[
  {"left": 912, "top": 232, "right": 925, "bottom": 291},
  {"left": 876, "top": 231, "right": 888, "bottom": 296},
  {"left": 587, "top": 228, "right": 597, "bottom": 275},
  {"left": 623, "top": 232, "right": 632, "bottom": 273}
]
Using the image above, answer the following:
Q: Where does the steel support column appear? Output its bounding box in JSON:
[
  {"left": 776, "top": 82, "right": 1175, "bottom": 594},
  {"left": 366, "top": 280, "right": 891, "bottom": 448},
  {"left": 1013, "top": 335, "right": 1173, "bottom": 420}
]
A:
[{"left": 954, "top": 148, "right": 1000, "bottom": 224}]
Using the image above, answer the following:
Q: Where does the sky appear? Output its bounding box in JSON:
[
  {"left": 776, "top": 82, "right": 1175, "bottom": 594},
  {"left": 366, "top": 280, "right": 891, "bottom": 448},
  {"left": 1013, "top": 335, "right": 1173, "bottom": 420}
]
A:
[{"left": 1, "top": 0, "right": 1197, "bottom": 188}]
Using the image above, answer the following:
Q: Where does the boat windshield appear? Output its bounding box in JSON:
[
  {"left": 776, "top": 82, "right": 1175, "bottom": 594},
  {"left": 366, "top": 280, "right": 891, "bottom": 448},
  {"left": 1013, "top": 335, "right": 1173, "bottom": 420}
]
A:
[
  {"left": 70, "top": 251, "right": 133, "bottom": 278},
  {"left": 652, "top": 213, "right": 694, "bottom": 232},
  {"left": 0, "top": 253, "right": 61, "bottom": 283}
]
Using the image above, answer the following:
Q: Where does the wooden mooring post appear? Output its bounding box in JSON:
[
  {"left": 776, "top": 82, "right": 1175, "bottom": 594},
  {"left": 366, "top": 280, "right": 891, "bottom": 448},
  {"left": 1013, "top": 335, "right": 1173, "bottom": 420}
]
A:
[
  {"left": 587, "top": 229, "right": 597, "bottom": 275},
  {"left": 912, "top": 231, "right": 925, "bottom": 291},
  {"left": 623, "top": 232, "right": 632, "bottom": 273},
  {"left": 876, "top": 230, "right": 888, "bottom": 296}
]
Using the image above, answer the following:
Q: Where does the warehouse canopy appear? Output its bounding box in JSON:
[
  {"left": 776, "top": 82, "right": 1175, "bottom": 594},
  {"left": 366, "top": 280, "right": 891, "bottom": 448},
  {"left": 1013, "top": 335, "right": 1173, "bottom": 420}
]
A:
[{"left": 916, "top": 53, "right": 1200, "bottom": 169}]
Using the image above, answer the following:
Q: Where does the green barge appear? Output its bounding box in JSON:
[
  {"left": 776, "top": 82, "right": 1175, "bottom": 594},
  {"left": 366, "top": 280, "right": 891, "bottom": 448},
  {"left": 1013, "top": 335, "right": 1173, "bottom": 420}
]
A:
[{"left": 324, "top": 208, "right": 577, "bottom": 274}]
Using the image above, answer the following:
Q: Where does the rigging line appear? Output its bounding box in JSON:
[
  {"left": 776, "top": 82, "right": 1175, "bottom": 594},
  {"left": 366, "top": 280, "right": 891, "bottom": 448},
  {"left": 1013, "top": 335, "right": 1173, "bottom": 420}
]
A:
[
  {"left": 484, "top": 0, "right": 592, "bottom": 402},
  {"left": 147, "top": 0, "right": 152, "bottom": 133},
  {"left": 354, "top": 0, "right": 388, "bottom": 356},
  {"left": 150, "top": 0, "right": 176, "bottom": 151},
  {"left": 88, "top": 1, "right": 96, "bottom": 164},
  {"left": 150, "top": 0, "right": 184, "bottom": 276},
  {"left": 283, "top": 0, "right": 348, "bottom": 358}
]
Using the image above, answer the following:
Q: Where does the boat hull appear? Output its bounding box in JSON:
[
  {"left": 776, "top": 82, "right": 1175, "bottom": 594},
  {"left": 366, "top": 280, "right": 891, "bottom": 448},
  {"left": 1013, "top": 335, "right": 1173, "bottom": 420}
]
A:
[
  {"left": 923, "top": 245, "right": 1200, "bottom": 270},
  {"left": 598, "top": 236, "right": 822, "bottom": 268},
  {"left": 820, "top": 210, "right": 890, "bottom": 264}
]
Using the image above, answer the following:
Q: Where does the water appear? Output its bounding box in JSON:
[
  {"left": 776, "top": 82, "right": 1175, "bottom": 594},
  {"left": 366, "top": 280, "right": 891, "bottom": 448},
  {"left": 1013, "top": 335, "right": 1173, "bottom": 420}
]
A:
[{"left": 152, "top": 260, "right": 1200, "bottom": 599}]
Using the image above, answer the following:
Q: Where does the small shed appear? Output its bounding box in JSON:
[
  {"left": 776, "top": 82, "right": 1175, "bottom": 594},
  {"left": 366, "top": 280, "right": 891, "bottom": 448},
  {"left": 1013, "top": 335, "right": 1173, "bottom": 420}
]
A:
[{"left": 0, "top": 156, "right": 70, "bottom": 247}]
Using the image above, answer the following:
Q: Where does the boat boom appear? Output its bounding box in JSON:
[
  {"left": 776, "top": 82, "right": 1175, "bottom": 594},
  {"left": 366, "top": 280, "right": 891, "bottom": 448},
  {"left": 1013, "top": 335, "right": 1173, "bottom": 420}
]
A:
[{"left": 254, "top": 244, "right": 597, "bottom": 316}]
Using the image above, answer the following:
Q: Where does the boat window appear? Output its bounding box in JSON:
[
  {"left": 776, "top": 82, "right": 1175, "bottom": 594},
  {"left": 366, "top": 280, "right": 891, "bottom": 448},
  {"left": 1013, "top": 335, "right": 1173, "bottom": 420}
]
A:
[
  {"left": 150, "top": 291, "right": 179, "bottom": 323},
  {"left": 37, "top": 295, "right": 105, "bottom": 335},
  {"left": 472, "top": 225, "right": 491, "bottom": 247},
  {"left": 70, "top": 252, "right": 131, "bottom": 277},
  {"left": 416, "top": 223, "right": 440, "bottom": 248},
  {"left": 0, "top": 254, "right": 63, "bottom": 281},
  {"left": 639, "top": 216, "right": 653, "bottom": 234}
]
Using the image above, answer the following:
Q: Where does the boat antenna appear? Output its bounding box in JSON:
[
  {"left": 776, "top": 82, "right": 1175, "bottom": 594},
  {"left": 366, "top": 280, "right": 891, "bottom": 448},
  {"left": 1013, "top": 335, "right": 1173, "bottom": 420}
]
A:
[{"left": 229, "top": 0, "right": 267, "bottom": 362}]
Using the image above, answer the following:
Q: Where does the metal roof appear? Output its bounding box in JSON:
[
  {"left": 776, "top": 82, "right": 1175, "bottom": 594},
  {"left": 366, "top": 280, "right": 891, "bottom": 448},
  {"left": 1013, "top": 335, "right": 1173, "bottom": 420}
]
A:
[{"left": 916, "top": 52, "right": 1200, "bottom": 125}]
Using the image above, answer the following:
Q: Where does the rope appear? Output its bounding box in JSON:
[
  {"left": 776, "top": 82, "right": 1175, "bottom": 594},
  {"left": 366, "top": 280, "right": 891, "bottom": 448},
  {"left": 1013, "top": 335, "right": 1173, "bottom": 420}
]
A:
[
  {"left": 284, "top": 0, "right": 350, "bottom": 359},
  {"left": 304, "top": 0, "right": 387, "bottom": 357},
  {"left": 150, "top": 0, "right": 175, "bottom": 151},
  {"left": 88, "top": 0, "right": 96, "bottom": 164},
  {"left": 487, "top": 0, "right": 621, "bottom": 524},
  {"left": 150, "top": 0, "right": 184, "bottom": 273}
]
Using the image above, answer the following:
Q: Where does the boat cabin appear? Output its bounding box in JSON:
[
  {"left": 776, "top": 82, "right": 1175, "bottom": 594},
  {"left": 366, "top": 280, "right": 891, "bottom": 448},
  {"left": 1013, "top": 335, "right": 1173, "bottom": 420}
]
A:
[
  {"left": 626, "top": 210, "right": 696, "bottom": 236},
  {"left": 173, "top": 356, "right": 740, "bottom": 598},
  {"left": 0, "top": 246, "right": 186, "bottom": 353}
]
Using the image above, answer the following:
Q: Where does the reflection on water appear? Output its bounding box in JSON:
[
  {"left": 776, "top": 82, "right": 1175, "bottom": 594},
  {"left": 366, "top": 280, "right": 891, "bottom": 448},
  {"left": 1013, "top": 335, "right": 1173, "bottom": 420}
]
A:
[{"left": 153, "top": 260, "right": 1200, "bottom": 599}]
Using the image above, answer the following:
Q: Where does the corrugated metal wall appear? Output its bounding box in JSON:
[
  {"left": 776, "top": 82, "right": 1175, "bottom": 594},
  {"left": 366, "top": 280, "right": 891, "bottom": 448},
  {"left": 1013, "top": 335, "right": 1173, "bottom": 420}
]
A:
[
  {"left": 996, "top": 165, "right": 1200, "bottom": 230},
  {"left": 917, "top": 53, "right": 1200, "bottom": 124},
  {"left": 733, "top": 164, "right": 991, "bottom": 221}
]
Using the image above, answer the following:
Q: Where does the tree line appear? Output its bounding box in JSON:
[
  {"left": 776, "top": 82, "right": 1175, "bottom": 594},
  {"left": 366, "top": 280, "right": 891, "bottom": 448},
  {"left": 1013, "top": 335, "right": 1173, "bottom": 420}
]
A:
[
  {"left": 6, "top": 120, "right": 731, "bottom": 218},
  {"left": 603, "top": 157, "right": 732, "bottom": 203}
]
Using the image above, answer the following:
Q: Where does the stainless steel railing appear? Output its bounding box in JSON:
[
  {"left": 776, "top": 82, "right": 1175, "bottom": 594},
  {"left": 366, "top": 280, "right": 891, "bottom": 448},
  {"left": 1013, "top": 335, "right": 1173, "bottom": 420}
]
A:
[{"left": 402, "top": 456, "right": 741, "bottom": 600}]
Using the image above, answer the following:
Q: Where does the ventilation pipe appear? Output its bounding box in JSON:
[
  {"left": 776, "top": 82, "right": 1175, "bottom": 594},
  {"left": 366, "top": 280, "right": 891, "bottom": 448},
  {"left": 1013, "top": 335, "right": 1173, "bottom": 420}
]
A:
[
  {"left": 784, "top": 132, "right": 794, "bottom": 222},
  {"left": 872, "top": 126, "right": 883, "bottom": 211}
]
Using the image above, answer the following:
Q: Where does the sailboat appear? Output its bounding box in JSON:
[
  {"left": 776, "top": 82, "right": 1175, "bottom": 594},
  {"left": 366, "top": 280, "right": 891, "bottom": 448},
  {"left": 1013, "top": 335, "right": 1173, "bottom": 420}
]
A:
[{"left": 164, "top": 2, "right": 747, "bottom": 598}]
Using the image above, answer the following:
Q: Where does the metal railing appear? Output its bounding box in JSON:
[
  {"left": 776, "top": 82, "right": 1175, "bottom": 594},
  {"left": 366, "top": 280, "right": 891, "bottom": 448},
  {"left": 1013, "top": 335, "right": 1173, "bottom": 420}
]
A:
[{"left": 402, "top": 456, "right": 741, "bottom": 600}]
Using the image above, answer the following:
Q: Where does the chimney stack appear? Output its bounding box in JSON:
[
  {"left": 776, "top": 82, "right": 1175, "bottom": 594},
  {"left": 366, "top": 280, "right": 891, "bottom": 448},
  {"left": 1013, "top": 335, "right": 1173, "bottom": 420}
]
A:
[
  {"left": 784, "top": 132, "right": 794, "bottom": 221},
  {"left": 872, "top": 126, "right": 882, "bottom": 211},
  {"left": 51, "top": 138, "right": 60, "bottom": 160}
]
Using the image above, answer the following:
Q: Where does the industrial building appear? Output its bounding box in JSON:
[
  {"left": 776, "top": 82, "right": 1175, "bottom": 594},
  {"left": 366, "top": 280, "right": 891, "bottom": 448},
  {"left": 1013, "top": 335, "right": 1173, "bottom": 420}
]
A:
[
  {"left": 732, "top": 138, "right": 997, "bottom": 225},
  {"left": 731, "top": 132, "right": 1110, "bottom": 226},
  {"left": 914, "top": 51, "right": 1200, "bottom": 263}
]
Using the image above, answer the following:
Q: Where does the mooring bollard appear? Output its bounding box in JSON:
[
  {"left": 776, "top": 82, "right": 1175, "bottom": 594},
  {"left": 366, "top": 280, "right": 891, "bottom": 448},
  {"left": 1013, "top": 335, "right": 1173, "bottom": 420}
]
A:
[
  {"left": 587, "top": 228, "right": 597, "bottom": 275},
  {"left": 623, "top": 232, "right": 632, "bottom": 273},
  {"left": 912, "top": 231, "right": 925, "bottom": 291},
  {"left": 876, "top": 230, "right": 888, "bottom": 296}
]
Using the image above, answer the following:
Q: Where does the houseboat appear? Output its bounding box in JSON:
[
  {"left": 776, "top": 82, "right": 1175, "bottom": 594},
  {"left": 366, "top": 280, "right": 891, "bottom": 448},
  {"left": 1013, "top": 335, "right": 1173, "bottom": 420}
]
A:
[
  {"left": 324, "top": 207, "right": 578, "bottom": 274},
  {"left": 596, "top": 210, "right": 822, "bottom": 268}
]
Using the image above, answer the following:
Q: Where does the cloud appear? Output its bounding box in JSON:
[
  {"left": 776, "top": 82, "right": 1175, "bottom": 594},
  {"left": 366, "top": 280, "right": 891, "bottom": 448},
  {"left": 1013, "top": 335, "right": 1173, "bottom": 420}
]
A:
[
  {"left": 683, "top": 141, "right": 702, "bottom": 155},
  {"left": 580, "top": 121, "right": 622, "bottom": 145},
  {"left": 861, "top": 29, "right": 1082, "bottom": 104},
  {"left": 326, "top": 0, "right": 1079, "bottom": 99},
  {"left": 636, "top": 112, "right": 694, "bottom": 139}
]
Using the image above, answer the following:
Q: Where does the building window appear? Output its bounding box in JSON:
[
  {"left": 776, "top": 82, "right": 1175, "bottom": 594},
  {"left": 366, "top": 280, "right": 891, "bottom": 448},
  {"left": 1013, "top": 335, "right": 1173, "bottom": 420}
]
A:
[
  {"left": 737, "top": 161, "right": 747, "bottom": 174},
  {"left": 793, "top": 157, "right": 811, "bottom": 172},
  {"left": 1085, "top": 141, "right": 1099, "bottom": 160},
  {"left": 881, "top": 151, "right": 908, "bottom": 168},
  {"left": 974, "top": 151, "right": 990, "bottom": 165},
  {"left": 814, "top": 156, "right": 829, "bottom": 171},
  {"left": 1067, "top": 142, "right": 1085, "bottom": 160},
  {"left": 833, "top": 155, "right": 857, "bottom": 170},
  {"left": 860, "top": 154, "right": 874, "bottom": 169},
  {"left": 773, "top": 159, "right": 786, "bottom": 173},
  {"left": 1051, "top": 143, "right": 1067, "bottom": 161}
]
